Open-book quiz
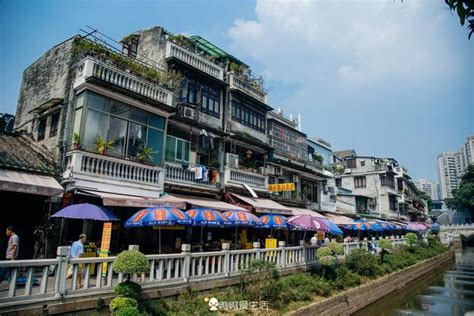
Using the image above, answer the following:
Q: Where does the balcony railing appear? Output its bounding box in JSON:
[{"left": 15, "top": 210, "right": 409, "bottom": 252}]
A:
[
  {"left": 223, "top": 167, "right": 268, "bottom": 191},
  {"left": 228, "top": 73, "right": 267, "bottom": 103},
  {"left": 73, "top": 57, "right": 174, "bottom": 107},
  {"left": 63, "top": 150, "right": 165, "bottom": 196},
  {"left": 164, "top": 161, "right": 217, "bottom": 189},
  {"left": 165, "top": 41, "right": 224, "bottom": 81}
]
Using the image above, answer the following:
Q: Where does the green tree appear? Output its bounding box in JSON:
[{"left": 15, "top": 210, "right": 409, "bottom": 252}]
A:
[
  {"left": 444, "top": 0, "right": 474, "bottom": 39},
  {"left": 446, "top": 164, "right": 474, "bottom": 213}
]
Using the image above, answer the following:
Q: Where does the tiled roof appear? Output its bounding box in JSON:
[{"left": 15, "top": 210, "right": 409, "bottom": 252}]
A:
[
  {"left": 0, "top": 132, "right": 58, "bottom": 175},
  {"left": 333, "top": 149, "right": 356, "bottom": 159}
]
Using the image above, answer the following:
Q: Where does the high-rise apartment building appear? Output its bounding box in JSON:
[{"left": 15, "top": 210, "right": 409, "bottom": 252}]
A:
[{"left": 415, "top": 179, "right": 438, "bottom": 200}]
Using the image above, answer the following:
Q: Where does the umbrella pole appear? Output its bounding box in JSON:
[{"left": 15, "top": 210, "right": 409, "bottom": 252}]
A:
[
  {"left": 159, "top": 227, "right": 161, "bottom": 254},
  {"left": 59, "top": 218, "right": 65, "bottom": 246},
  {"left": 235, "top": 226, "right": 238, "bottom": 250},
  {"left": 200, "top": 226, "right": 203, "bottom": 252}
]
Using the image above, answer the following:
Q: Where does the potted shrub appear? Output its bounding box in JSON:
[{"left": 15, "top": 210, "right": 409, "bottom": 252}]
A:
[
  {"left": 72, "top": 133, "right": 81, "bottom": 150},
  {"left": 93, "top": 136, "right": 114, "bottom": 155},
  {"left": 137, "top": 145, "right": 157, "bottom": 164}
]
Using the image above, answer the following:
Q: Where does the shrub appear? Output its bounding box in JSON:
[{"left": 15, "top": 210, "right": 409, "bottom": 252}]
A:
[
  {"left": 113, "top": 250, "right": 149, "bottom": 281},
  {"left": 405, "top": 233, "right": 418, "bottom": 248},
  {"left": 346, "top": 249, "right": 380, "bottom": 278},
  {"left": 110, "top": 297, "right": 138, "bottom": 313},
  {"left": 378, "top": 239, "right": 392, "bottom": 263},
  {"left": 240, "top": 260, "right": 280, "bottom": 302},
  {"left": 114, "top": 281, "right": 142, "bottom": 300},
  {"left": 316, "top": 246, "right": 333, "bottom": 257},
  {"left": 115, "top": 306, "right": 140, "bottom": 316},
  {"left": 327, "top": 241, "right": 345, "bottom": 256},
  {"left": 167, "top": 287, "right": 209, "bottom": 315},
  {"left": 333, "top": 266, "right": 361, "bottom": 290}
]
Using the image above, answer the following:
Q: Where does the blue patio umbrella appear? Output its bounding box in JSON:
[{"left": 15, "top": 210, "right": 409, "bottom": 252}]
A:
[
  {"left": 224, "top": 211, "right": 261, "bottom": 249},
  {"left": 431, "top": 223, "right": 440, "bottom": 232},
  {"left": 369, "top": 222, "right": 384, "bottom": 232},
  {"left": 125, "top": 207, "right": 192, "bottom": 253},
  {"left": 376, "top": 220, "right": 396, "bottom": 231},
  {"left": 259, "top": 214, "right": 289, "bottom": 229},
  {"left": 322, "top": 219, "right": 343, "bottom": 236},
  {"left": 186, "top": 208, "right": 232, "bottom": 251},
  {"left": 343, "top": 219, "right": 371, "bottom": 231}
]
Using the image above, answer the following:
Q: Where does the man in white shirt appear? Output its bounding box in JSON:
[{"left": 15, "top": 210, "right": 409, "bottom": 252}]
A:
[{"left": 310, "top": 234, "right": 318, "bottom": 245}]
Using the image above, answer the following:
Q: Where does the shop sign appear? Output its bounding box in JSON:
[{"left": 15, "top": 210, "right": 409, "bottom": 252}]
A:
[{"left": 268, "top": 183, "right": 296, "bottom": 192}]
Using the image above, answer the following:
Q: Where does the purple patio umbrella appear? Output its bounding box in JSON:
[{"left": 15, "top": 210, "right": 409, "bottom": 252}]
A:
[
  {"left": 52, "top": 203, "right": 120, "bottom": 221},
  {"left": 52, "top": 203, "right": 119, "bottom": 245},
  {"left": 287, "top": 215, "right": 330, "bottom": 232}
]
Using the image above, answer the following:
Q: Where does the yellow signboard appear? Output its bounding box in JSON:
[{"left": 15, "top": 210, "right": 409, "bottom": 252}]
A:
[
  {"left": 100, "top": 222, "right": 112, "bottom": 276},
  {"left": 268, "top": 183, "right": 296, "bottom": 192}
]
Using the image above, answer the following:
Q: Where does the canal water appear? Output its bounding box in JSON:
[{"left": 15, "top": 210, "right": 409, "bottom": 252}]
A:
[{"left": 354, "top": 248, "right": 474, "bottom": 316}]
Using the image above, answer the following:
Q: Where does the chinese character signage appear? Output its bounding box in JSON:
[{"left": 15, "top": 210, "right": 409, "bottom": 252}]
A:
[
  {"left": 268, "top": 183, "right": 296, "bottom": 192},
  {"left": 100, "top": 222, "right": 112, "bottom": 276}
]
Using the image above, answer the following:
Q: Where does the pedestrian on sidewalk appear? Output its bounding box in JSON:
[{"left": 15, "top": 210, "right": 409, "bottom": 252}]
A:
[
  {"left": 0, "top": 226, "right": 20, "bottom": 283},
  {"left": 68, "top": 234, "right": 87, "bottom": 289}
]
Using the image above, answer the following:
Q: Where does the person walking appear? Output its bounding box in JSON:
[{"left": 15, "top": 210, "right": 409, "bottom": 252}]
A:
[
  {"left": 69, "top": 234, "right": 87, "bottom": 288},
  {"left": 0, "top": 226, "right": 20, "bottom": 283}
]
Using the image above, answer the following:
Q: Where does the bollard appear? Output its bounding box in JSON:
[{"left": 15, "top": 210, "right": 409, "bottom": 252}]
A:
[
  {"left": 55, "top": 246, "right": 70, "bottom": 298},
  {"left": 278, "top": 241, "right": 286, "bottom": 267},
  {"left": 222, "top": 243, "right": 231, "bottom": 276},
  {"left": 181, "top": 244, "right": 191, "bottom": 282}
]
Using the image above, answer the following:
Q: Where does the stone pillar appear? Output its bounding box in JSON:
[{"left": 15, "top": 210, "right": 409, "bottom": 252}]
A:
[
  {"left": 222, "top": 243, "right": 231, "bottom": 277},
  {"left": 278, "top": 241, "right": 286, "bottom": 268},
  {"left": 55, "top": 246, "right": 70, "bottom": 298},
  {"left": 181, "top": 244, "right": 191, "bottom": 282},
  {"left": 253, "top": 242, "right": 261, "bottom": 260},
  {"left": 128, "top": 245, "right": 140, "bottom": 251}
]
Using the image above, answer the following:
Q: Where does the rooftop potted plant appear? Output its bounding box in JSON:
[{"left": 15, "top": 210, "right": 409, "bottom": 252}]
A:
[
  {"left": 93, "top": 136, "right": 114, "bottom": 155},
  {"left": 72, "top": 133, "right": 81, "bottom": 150},
  {"left": 137, "top": 145, "right": 157, "bottom": 164}
]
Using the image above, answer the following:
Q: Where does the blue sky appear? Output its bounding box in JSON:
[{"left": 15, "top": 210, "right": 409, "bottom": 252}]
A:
[{"left": 0, "top": 0, "right": 473, "bottom": 182}]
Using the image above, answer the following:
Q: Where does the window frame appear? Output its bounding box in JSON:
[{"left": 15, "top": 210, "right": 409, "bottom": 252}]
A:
[
  {"left": 37, "top": 117, "right": 47, "bottom": 141},
  {"left": 354, "top": 176, "right": 366, "bottom": 188},
  {"left": 231, "top": 99, "right": 265, "bottom": 132},
  {"left": 49, "top": 112, "right": 60, "bottom": 138},
  {"left": 165, "top": 135, "right": 191, "bottom": 163}
]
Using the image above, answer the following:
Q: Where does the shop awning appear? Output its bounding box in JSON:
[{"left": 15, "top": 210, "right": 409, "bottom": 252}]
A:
[
  {"left": 160, "top": 194, "right": 248, "bottom": 212},
  {"left": 324, "top": 213, "right": 355, "bottom": 225},
  {"left": 79, "top": 190, "right": 166, "bottom": 208},
  {"left": 229, "top": 193, "right": 293, "bottom": 215},
  {"left": 289, "top": 207, "right": 325, "bottom": 218},
  {"left": 0, "top": 169, "right": 63, "bottom": 196}
]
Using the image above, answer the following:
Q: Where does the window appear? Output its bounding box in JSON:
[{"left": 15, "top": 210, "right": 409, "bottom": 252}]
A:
[
  {"left": 37, "top": 118, "right": 47, "bottom": 141},
  {"left": 354, "top": 176, "right": 366, "bottom": 188},
  {"left": 180, "top": 75, "right": 221, "bottom": 118},
  {"left": 336, "top": 178, "right": 342, "bottom": 188},
  {"left": 389, "top": 195, "right": 398, "bottom": 211},
  {"left": 360, "top": 160, "right": 365, "bottom": 167},
  {"left": 49, "top": 112, "right": 60, "bottom": 137},
  {"left": 76, "top": 91, "right": 166, "bottom": 163},
  {"left": 231, "top": 100, "right": 265, "bottom": 132},
  {"left": 380, "top": 174, "right": 395, "bottom": 188},
  {"left": 165, "top": 135, "right": 190, "bottom": 162},
  {"left": 346, "top": 159, "right": 356, "bottom": 169}
]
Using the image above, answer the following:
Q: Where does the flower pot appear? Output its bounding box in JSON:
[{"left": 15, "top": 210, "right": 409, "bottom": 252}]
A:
[{"left": 73, "top": 143, "right": 81, "bottom": 150}]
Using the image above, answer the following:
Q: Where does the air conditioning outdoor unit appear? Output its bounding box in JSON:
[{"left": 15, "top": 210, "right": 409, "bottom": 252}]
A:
[
  {"left": 344, "top": 168, "right": 352, "bottom": 174},
  {"left": 182, "top": 106, "right": 196, "bottom": 120},
  {"left": 275, "top": 166, "right": 283, "bottom": 176},
  {"left": 292, "top": 175, "right": 299, "bottom": 183},
  {"left": 225, "top": 153, "right": 239, "bottom": 169}
]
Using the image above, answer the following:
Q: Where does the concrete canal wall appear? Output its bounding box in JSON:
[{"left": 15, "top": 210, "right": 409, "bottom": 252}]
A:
[{"left": 288, "top": 249, "right": 455, "bottom": 316}]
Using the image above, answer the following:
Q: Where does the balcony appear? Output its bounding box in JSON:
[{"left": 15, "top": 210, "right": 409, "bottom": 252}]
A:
[
  {"left": 228, "top": 73, "right": 267, "bottom": 104},
  {"left": 73, "top": 57, "right": 174, "bottom": 108},
  {"left": 63, "top": 150, "right": 165, "bottom": 197},
  {"left": 165, "top": 41, "right": 224, "bottom": 81},
  {"left": 164, "top": 161, "right": 219, "bottom": 190},
  {"left": 223, "top": 166, "right": 268, "bottom": 192}
]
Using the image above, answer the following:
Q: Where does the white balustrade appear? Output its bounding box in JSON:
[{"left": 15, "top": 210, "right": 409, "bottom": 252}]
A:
[
  {"left": 164, "top": 161, "right": 214, "bottom": 187},
  {"left": 64, "top": 150, "right": 165, "bottom": 194},
  {"left": 74, "top": 57, "right": 174, "bottom": 107},
  {"left": 0, "top": 238, "right": 406, "bottom": 308},
  {"left": 224, "top": 167, "right": 268, "bottom": 191},
  {"left": 228, "top": 73, "right": 267, "bottom": 103},
  {"left": 165, "top": 41, "right": 224, "bottom": 81}
]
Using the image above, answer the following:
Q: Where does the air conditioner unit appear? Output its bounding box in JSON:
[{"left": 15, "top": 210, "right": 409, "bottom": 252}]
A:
[
  {"left": 225, "top": 153, "right": 239, "bottom": 169},
  {"left": 182, "top": 106, "right": 196, "bottom": 120},
  {"left": 344, "top": 168, "right": 352, "bottom": 174},
  {"left": 267, "top": 165, "right": 276, "bottom": 174},
  {"left": 292, "top": 175, "right": 299, "bottom": 183},
  {"left": 275, "top": 166, "right": 283, "bottom": 176}
]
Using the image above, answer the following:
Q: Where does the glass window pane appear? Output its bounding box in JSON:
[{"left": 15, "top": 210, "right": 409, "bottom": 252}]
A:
[
  {"left": 165, "top": 136, "right": 176, "bottom": 162},
  {"left": 127, "top": 123, "right": 147, "bottom": 157},
  {"left": 87, "top": 92, "right": 108, "bottom": 112},
  {"left": 110, "top": 100, "right": 129, "bottom": 118},
  {"left": 149, "top": 113, "right": 165, "bottom": 130},
  {"left": 130, "top": 107, "right": 148, "bottom": 124},
  {"left": 83, "top": 109, "right": 108, "bottom": 150},
  {"left": 176, "top": 140, "right": 183, "bottom": 160},
  {"left": 76, "top": 93, "right": 85, "bottom": 109},
  {"left": 184, "top": 142, "right": 190, "bottom": 161},
  {"left": 73, "top": 108, "right": 82, "bottom": 136},
  {"left": 147, "top": 128, "right": 164, "bottom": 164},
  {"left": 108, "top": 116, "right": 127, "bottom": 157}
]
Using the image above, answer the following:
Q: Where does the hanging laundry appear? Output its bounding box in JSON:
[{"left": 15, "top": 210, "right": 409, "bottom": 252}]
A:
[
  {"left": 194, "top": 166, "right": 203, "bottom": 180},
  {"left": 211, "top": 169, "right": 220, "bottom": 184},
  {"left": 209, "top": 133, "right": 216, "bottom": 150},
  {"left": 202, "top": 167, "right": 209, "bottom": 182}
]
